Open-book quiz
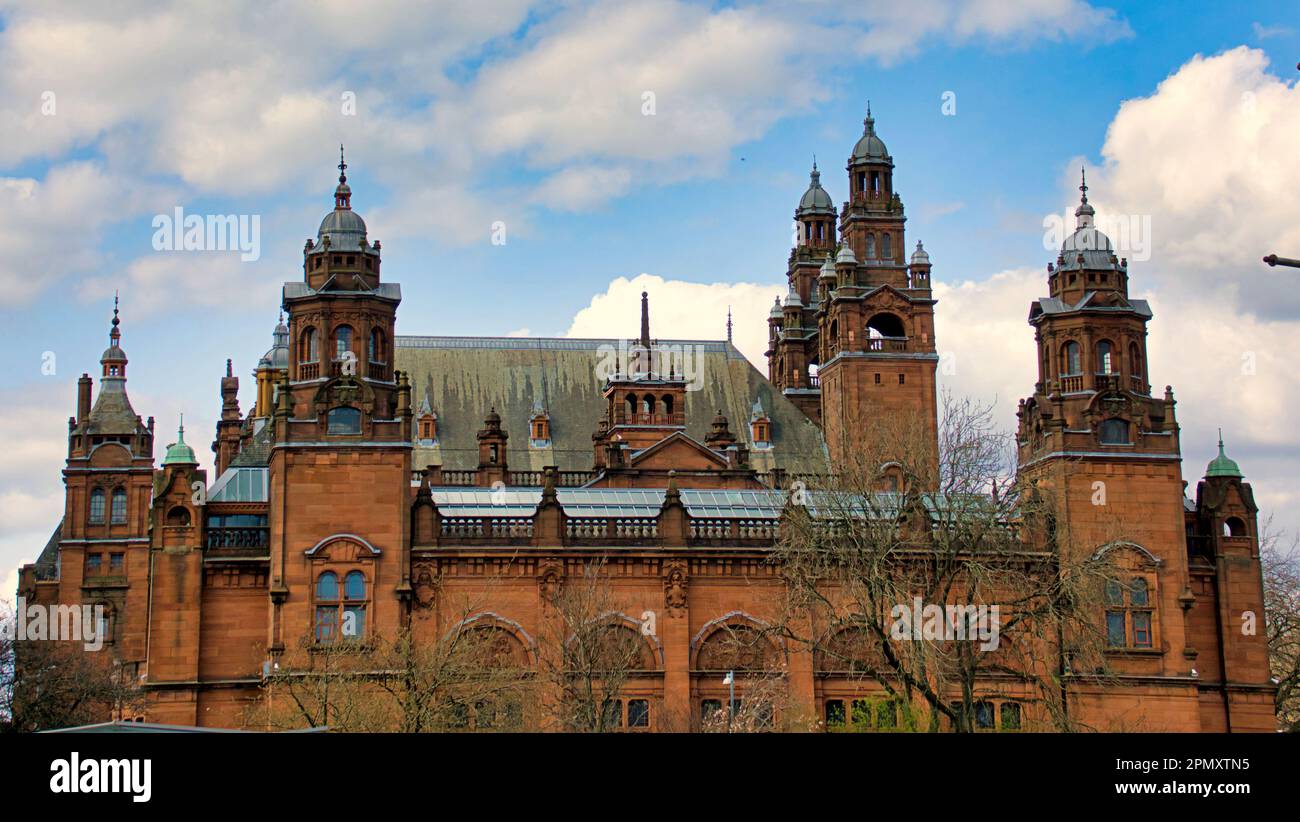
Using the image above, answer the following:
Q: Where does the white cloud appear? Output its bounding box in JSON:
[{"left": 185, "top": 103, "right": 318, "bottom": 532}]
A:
[
  {"left": 564, "top": 273, "right": 783, "bottom": 366},
  {"left": 1089, "top": 47, "right": 1300, "bottom": 318}
]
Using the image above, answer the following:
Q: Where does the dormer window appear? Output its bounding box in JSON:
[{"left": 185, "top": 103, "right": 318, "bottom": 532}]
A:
[{"left": 418, "top": 414, "right": 437, "bottom": 443}]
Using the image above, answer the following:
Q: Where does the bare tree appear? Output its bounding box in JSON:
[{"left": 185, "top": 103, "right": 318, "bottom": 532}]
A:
[
  {"left": 250, "top": 595, "right": 533, "bottom": 732},
  {"left": 1261, "top": 520, "right": 1300, "bottom": 731},
  {"left": 773, "top": 392, "right": 1124, "bottom": 732},
  {"left": 1, "top": 599, "right": 142, "bottom": 733},
  {"left": 538, "top": 561, "right": 653, "bottom": 732}
]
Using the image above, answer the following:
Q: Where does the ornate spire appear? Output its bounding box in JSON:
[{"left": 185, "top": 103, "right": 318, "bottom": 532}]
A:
[
  {"left": 334, "top": 144, "right": 352, "bottom": 210},
  {"left": 864, "top": 100, "right": 874, "bottom": 134},
  {"left": 1079, "top": 166, "right": 1088, "bottom": 204},
  {"left": 726, "top": 306, "right": 733, "bottom": 343},
  {"left": 110, "top": 291, "right": 121, "bottom": 346}
]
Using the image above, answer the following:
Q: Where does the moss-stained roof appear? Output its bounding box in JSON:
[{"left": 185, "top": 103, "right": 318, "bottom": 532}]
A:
[
  {"left": 32, "top": 518, "right": 63, "bottom": 581},
  {"left": 395, "top": 336, "right": 826, "bottom": 473}
]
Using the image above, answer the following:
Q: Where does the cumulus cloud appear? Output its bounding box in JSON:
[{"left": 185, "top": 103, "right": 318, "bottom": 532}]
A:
[
  {"left": 1088, "top": 47, "right": 1300, "bottom": 318},
  {"left": 564, "top": 273, "right": 784, "bottom": 365}
]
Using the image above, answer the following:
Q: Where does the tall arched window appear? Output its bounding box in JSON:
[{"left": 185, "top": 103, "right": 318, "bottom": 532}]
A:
[
  {"left": 301, "top": 327, "right": 318, "bottom": 362},
  {"left": 315, "top": 572, "right": 340, "bottom": 643},
  {"left": 1129, "top": 342, "right": 1142, "bottom": 379},
  {"left": 343, "top": 571, "right": 367, "bottom": 640},
  {"left": 625, "top": 393, "right": 638, "bottom": 420},
  {"left": 662, "top": 395, "right": 674, "bottom": 416},
  {"left": 110, "top": 488, "right": 127, "bottom": 524},
  {"left": 882, "top": 233, "right": 892, "bottom": 259},
  {"left": 89, "top": 488, "right": 106, "bottom": 524},
  {"left": 866, "top": 234, "right": 875, "bottom": 258},
  {"left": 1061, "top": 341, "right": 1081, "bottom": 376},
  {"left": 369, "top": 328, "right": 385, "bottom": 363},
  {"left": 334, "top": 325, "right": 353, "bottom": 361},
  {"left": 1096, "top": 340, "right": 1115, "bottom": 374}
]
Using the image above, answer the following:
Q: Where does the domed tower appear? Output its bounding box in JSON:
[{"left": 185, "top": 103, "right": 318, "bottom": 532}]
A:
[
  {"left": 268, "top": 146, "right": 413, "bottom": 658},
  {"left": 768, "top": 161, "right": 836, "bottom": 422},
  {"left": 814, "top": 105, "right": 938, "bottom": 472},
  {"left": 1182, "top": 434, "right": 1273, "bottom": 731},
  {"left": 1015, "top": 172, "right": 1203, "bottom": 702}
]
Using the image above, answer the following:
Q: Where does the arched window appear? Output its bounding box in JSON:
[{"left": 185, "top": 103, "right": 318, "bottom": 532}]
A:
[
  {"left": 1128, "top": 342, "right": 1141, "bottom": 378},
  {"left": 327, "top": 406, "right": 362, "bottom": 435},
  {"left": 315, "top": 572, "right": 340, "bottom": 643},
  {"left": 301, "top": 327, "right": 318, "bottom": 362},
  {"left": 110, "top": 488, "right": 127, "bottom": 523},
  {"left": 166, "top": 505, "right": 191, "bottom": 527},
  {"left": 369, "top": 328, "right": 385, "bottom": 363},
  {"left": 1104, "top": 577, "right": 1154, "bottom": 649},
  {"left": 1100, "top": 418, "right": 1129, "bottom": 444},
  {"left": 882, "top": 233, "right": 892, "bottom": 259},
  {"left": 1061, "top": 341, "right": 1081, "bottom": 376},
  {"left": 625, "top": 393, "right": 637, "bottom": 419},
  {"left": 866, "top": 234, "right": 875, "bottom": 258},
  {"left": 333, "top": 325, "right": 353, "bottom": 361},
  {"left": 642, "top": 397, "right": 653, "bottom": 415},
  {"left": 1096, "top": 339, "right": 1115, "bottom": 374},
  {"left": 1224, "top": 517, "right": 1247, "bottom": 538},
  {"left": 89, "top": 488, "right": 106, "bottom": 524},
  {"left": 343, "top": 571, "right": 367, "bottom": 640},
  {"left": 662, "top": 395, "right": 674, "bottom": 417}
]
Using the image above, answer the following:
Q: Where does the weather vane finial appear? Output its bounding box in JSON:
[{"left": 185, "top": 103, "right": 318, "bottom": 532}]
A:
[
  {"left": 338, "top": 143, "right": 347, "bottom": 184},
  {"left": 1080, "top": 166, "right": 1088, "bottom": 203}
]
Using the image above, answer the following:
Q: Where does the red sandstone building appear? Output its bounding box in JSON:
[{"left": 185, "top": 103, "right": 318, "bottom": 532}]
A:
[{"left": 18, "top": 111, "right": 1276, "bottom": 731}]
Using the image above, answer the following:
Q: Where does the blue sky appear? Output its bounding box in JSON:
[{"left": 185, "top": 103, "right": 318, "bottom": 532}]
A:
[{"left": 2, "top": 0, "right": 1299, "bottom": 592}]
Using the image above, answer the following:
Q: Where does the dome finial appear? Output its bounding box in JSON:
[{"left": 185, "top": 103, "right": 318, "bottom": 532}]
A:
[
  {"left": 178, "top": 413, "right": 185, "bottom": 442},
  {"left": 109, "top": 291, "right": 121, "bottom": 345},
  {"left": 1079, "top": 166, "right": 1088, "bottom": 204},
  {"left": 338, "top": 143, "right": 347, "bottom": 185},
  {"left": 864, "top": 100, "right": 874, "bottom": 133}
]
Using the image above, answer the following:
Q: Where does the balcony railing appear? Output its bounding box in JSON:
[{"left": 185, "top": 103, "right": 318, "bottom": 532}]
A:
[
  {"left": 440, "top": 517, "right": 534, "bottom": 544},
  {"left": 564, "top": 517, "right": 659, "bottom": 545},
  {"left": 689, "top": 518, "right": 778, "bottom": 545},
  {"left": 1059, "top": 374, "right": 1084, "bottom": 392},
  {"left": 865, "top": 336, "right": 908, "bottom": 353},
  {"left": 206, "top": 527, "right": 270, "bottom": 550}
]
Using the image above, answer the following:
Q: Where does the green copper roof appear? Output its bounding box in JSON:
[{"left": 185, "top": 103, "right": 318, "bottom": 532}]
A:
[
  {"left": 1206, "top": 430, "right": 1242, "bottom": 478},
  {"left": 162, "top": 417, "right": 198, "bottom": 466}
]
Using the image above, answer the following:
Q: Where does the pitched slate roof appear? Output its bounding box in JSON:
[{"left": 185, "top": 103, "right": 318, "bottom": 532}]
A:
[
  {"left": 32, "top": 518, "right": 63, "bottom": 581},
  {"left": 394, "top": 336, "right": 827, "bottom": 473}
]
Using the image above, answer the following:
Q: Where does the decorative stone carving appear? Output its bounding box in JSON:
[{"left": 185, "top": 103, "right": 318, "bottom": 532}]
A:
[{"left": 663, "top": 559, "right": 688, "bottom": 615}]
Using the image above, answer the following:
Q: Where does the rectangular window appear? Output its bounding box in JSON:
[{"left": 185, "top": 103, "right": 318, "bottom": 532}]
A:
[
  {"left": 343, "top": 604, "right": 366, "bottom": 640},
  {"left": 86, "top": 553, "right": 102, "bottom": 574},
  {"left": 876, "top": 700, "right": 897, "bottom": 729},
  {"left": 874, "top": 373, "right": 881, "bottom": 385},
  {"left": 824, "top": 699, "right": 845, "bottom": 728},
  {"left": 1000, "top": 702, "right": 1022, "bottom": 731},
  {"left": 601, "top": 699, "right": 623, "bottom": 728},
  {"left": 89, "top": 492, "right": 105, "bottom": 523},
  {"left": 109, "top": 552, "right": 124, "bottom": 573},
  {"left": 315, "top": 606, "right": 338, "bottom": 643},
  {"left": 851, "top": 699, "right": 872, "bottom": 729},
  {"left": 1132, "top": 611, "right": 1152, "bottom": 648},
  {"left": 898, "top": 373, "right": 905, "bottom": 385},
  {"left": 1106, "top": 610, "right": 1127, "bottom": 647},
  {"left": 627, "top": 699, "right": 649, "bottom": 728},
  {"left": 974, "top": 701, "right": 995, "bottom": 729},
  {"left": 701, "top": 699, "right": 722, "bottom": 721}
]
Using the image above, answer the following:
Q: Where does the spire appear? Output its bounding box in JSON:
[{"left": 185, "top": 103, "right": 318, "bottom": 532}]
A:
[
  {"left": 865, "top": 100, "right": 873, "bottom": 133},
  {"left": 110, "top": 291, "right": 121, "bottom": 347},
  {"left": 640, "top": 291, "right": 651, "bottom": 350},
  {"left": 726, "top": 306, "right": 733, "bottom": 343},
  {"left": 334, "top": 144, "right": 352, "bottom": 210},
  {"left": 1079, "top": 166, "right": 1088, "bottom": 204},
  {"left": 1074, "top": 165, "right": 1096, "bottom": 229}
]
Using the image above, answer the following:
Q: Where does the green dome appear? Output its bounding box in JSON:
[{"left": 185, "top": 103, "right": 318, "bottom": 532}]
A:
[
  {"left": 162, "top": 417, "right": 198, "bottom": 466},
  {"left": 1205, "top": 431, "right": 1242, "bottom": 479}
]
